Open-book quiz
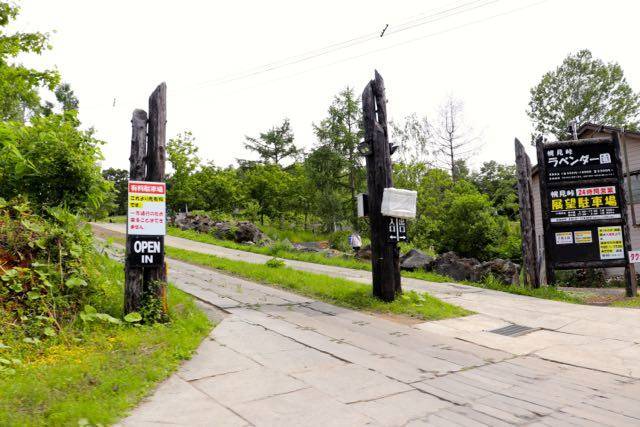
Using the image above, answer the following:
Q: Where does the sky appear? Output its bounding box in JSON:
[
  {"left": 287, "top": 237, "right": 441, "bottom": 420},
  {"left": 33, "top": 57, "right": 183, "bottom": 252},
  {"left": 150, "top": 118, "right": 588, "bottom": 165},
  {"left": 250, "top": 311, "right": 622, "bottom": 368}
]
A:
[{"left": 12, "top": 0, "right": 640, "bottom": 172}]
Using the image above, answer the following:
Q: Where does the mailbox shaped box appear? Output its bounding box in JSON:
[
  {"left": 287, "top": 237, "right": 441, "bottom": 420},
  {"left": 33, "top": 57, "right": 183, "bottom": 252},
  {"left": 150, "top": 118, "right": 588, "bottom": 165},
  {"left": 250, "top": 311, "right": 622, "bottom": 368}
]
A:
[{"left": 381, "top": 188, "right": 417, "bottom": 219}]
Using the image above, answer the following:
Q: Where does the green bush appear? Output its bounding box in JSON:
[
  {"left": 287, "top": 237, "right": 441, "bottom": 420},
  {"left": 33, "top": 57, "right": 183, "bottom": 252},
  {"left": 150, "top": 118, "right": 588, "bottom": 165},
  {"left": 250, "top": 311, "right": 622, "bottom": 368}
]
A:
[
  {"left": 0, "top": 112, "right": 112, "bottom": 217},
  {"left": 329, "top": 230, "right": 352, "bottom": 252},
  {"left": 0, "top": 198, "right": 101, "bottom": 341},
  {"left": 436, "top": 191, "right": 501, "bottom": 260},
  {"left": 265, "top": 257, "right": 286, "bottom": 268}
]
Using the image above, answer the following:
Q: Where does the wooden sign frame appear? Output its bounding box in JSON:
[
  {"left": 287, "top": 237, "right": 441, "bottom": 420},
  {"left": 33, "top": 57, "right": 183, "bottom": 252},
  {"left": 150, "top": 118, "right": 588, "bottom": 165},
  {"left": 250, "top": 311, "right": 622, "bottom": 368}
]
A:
[{"left": 536, "top": 135, "right": 637, "bottom": 296}]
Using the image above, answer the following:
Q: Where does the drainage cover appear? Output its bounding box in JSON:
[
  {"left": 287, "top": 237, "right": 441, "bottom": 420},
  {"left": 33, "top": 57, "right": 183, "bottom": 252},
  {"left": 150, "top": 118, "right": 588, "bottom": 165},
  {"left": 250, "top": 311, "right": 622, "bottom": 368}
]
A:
[{"left": 489, "top": 324, "right": 537, "bottom": 337}]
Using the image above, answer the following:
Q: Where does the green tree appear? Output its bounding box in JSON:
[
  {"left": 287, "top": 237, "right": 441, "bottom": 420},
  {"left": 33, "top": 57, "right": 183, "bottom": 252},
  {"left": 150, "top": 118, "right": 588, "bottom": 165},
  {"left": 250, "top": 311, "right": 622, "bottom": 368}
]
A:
[
  {"left": 410, "top": 168, "right": 455, "bottom": 249},
  {"left": 528, "top": 49, "right": 640, "bottom": 139},
  {"left": 166, "top": 131, "right": 200, "bottom": 212},
  {"left": 0, "top": 112, "right": 111, "bottom": 216},
  {"left": 437, "top": 183, "right": 501, "bottom": 260},
  {"left": 102, "top": 168, "right": 128, "bottom": 215},
  {"left": 0, "top": 2, "right": 59, "bottom": 121},
  {"left": 242, "top": 164, "right": 293, "bottom": 224},
  {"left": 313, "top": 87, "right": 364, "bottom": 229},
  {"left": 244, "top": 118, "right": 298, "bottom": 165},
  {"left": 470, "top": 161, "right": 518, "bottom": 219},
  {"left": 193, "top": 165, "right": 243, "bottom": 214}
]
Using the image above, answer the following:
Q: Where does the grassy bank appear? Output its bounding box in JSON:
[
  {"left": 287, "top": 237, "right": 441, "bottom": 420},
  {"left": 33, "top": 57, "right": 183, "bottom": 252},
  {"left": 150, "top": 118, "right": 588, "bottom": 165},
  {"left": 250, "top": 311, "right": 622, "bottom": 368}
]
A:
[
  {"left": 0, "top": 254, "right": 211, "bottom": 427},
  {"left": 166, "top": 227, "right": 582, "bottom": 303},
  {"left": 167, "top": 226, "right": 451, "bottom": 283},
  {"left": 164, "top": 246, "right": 472, "bottom": 321}
]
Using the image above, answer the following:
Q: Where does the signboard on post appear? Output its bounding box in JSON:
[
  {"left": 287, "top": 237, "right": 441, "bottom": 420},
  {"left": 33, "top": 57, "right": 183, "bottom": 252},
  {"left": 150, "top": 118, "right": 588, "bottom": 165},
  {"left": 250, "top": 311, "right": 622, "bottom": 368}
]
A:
[
  {"left": 127, "top": 181, "right": 166, "bottom": 236},
  {"left": 386, "top": 217, "right": 408, "bottom": 243},
  {"left": 128, "top": 235, "right": 164, "bottom": 267},
  {"left": 536, "top": 135, "right": 636, "bottom": 296}
]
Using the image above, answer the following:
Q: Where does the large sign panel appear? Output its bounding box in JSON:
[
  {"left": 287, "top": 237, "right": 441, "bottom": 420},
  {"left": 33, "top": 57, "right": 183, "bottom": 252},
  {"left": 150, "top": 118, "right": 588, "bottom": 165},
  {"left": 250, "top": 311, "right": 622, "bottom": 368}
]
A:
[
  {"left": 543, "top": 144, "right": 617, "bottom": 182},
  {"left": 548, "top": 225, "right": 624, "bottom": 263},
  {"left": 548, "top": 185, "right": 621, "bottom": 223},
  {"left": 538, "top": 137, "right": 629, "bottom": 269},
  {"left": 127, "top": 181, "right": 166, "bottom": 236}
]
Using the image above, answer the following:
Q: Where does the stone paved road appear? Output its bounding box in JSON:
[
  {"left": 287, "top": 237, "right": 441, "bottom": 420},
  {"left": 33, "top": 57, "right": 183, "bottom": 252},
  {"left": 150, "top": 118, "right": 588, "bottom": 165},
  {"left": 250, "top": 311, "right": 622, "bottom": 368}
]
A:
[{"left": 94, "top": 224, "right": 640, "bottom": 426}]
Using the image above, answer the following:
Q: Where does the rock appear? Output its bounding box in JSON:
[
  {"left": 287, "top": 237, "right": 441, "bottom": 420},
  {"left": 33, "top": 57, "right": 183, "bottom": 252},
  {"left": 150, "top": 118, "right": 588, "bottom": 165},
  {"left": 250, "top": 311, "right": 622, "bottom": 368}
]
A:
[
  {"left": 319, "top": 248, "right": 345, "bottom": 258},
  {"left": 212, "top": 222, "right": 236, "bottom": 240},
  {"left": 430, "top": 252, "right": 480, "bottom": 282},
  {"left": 292, "top": 241, "right": 328, "bottom": 252},
  {"left": 400, "top": 249, "right": 434, "bottom": 271},
  {"left": 355, "top": 244, "right": 372, "bottom": 260},
  {"left": 235, "top": 221, "right": 268, "bottom": 244},
  {"left": 472, "top": 258, "right": 520, "bottom": 285}
]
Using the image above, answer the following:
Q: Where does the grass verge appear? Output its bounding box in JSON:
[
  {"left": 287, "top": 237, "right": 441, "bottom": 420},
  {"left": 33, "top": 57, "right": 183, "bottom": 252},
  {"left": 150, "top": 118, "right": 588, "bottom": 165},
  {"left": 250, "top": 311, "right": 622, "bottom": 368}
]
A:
[
  {"left": 0, "top": 254, "right": 211, "bottom": 427},
  {"left": 167, "top": 226, "right": 451, "bottom": 283},
  {"left": 610, "top": 297, "right": 640, "bottom": 308},
  {"left": 164, "top": 246, "right": 472, "bottom": 321}
]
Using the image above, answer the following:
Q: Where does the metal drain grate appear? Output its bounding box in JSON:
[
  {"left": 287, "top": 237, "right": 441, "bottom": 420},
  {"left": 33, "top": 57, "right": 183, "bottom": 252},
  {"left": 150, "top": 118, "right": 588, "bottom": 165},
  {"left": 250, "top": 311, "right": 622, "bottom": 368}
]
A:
[{"left": 489, "top": 324, "right": 537, "bottom": 337}]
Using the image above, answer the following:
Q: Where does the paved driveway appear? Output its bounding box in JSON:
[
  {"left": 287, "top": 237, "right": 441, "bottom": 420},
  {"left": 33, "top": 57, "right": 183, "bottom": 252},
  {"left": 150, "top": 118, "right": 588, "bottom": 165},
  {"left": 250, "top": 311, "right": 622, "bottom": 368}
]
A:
[{"left": 94, "top": 224, "right": 640, "bottom": 426}]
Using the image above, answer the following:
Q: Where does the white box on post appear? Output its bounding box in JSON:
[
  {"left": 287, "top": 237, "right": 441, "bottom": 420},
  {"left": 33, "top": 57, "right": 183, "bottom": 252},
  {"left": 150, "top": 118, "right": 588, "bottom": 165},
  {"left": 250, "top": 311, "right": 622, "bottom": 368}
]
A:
[{"left": 381, "top": 188, "right": 417, "bottom": 219}]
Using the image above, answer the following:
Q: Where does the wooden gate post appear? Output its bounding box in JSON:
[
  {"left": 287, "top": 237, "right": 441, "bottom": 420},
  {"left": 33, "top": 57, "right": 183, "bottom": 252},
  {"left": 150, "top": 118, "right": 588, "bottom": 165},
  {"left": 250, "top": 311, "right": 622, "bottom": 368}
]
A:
[
  {"left": 362, "top": 71, "right": 400, "bottom": 301},
  {"left": 124, "top": 83, "right": 168, "bottom": 317},
  {"left": 144, "top": 82, "right": 168, "bottom": 308},
  {"left": 124, "top": 109, "right": 148, "bottom": 314},
  {"left": 515, "top": 138, "right": 540, "bottom": 288}
]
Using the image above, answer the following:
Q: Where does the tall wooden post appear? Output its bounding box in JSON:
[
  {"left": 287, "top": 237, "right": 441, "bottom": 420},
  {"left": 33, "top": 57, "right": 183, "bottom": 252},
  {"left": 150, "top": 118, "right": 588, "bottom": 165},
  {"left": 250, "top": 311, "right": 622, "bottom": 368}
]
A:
[
  {"left": 124, "top": 83, "right": 168, "bottom": 316},
  {"left": 362, "top": 71, "right": 400, "bottom": 301},
  {"left": 124, "top": 109, "right": 148, "bottom": 314},
  {"left": 612, "top": 132, "right": 637, "bottom": 297},
  {"left": 514, "top": 138, "right": 539, "bottom": 288},
  {"left": 144, "top": 83, "right": 168, "bottom": 307}
]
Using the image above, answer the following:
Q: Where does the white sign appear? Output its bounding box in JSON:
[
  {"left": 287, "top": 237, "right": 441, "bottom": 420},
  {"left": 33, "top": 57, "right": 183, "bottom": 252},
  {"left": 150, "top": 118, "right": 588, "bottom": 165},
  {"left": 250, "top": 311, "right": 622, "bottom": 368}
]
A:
[
  {"left": 598, "top": 226, "right": 624, "bottom": 260},
  {"left": 629, "top": 250, "right": 640, "bottom": 263},
  {"left": 555, "top": 232, "right": 573, "bottom": 245},
  {"left": 127, "top": 180, "right": 166, "bottom": 236}
]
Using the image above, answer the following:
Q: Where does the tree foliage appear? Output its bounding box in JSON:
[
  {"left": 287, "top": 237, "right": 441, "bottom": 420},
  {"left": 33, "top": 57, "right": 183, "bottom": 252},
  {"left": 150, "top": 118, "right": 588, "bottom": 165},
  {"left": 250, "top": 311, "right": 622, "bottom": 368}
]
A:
[
  {"left": 244, "top": 118, "right": 298, "bottom": 165},
  {"left": 0, "top": 1, "right": 60, "bottom": 121},
  {"left": 102, "top": 168, "right": 128, "bottom": 216},
  {"left": 528, "top": 49, "right": 640, "bottom": 139},
  {"left": 0, "top": 112, "right": 111, "bottom": 216}
]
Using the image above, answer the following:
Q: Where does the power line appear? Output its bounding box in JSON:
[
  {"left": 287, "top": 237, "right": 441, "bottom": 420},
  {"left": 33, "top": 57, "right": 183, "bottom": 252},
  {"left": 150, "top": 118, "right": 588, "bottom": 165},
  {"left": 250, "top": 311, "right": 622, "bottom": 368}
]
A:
[
  {"left": 187, "top": 0, "right": 547, "bottom": 99},
  {"left": 180, "top": 0, "right": 500, "bottom": 91}
]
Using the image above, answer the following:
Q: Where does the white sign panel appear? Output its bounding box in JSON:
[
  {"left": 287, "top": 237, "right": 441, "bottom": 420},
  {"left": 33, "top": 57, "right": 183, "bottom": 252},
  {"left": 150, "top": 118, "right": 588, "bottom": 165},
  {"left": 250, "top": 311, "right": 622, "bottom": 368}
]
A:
[
  {"left": 555, "top": 232, "right": 573, "bottom": 245},
  {"left": 628, "top": 250, "right": 640, "bottom": 263},
  {"left": 127, "top": 181, "right": 166, "bottom": 236},
  {"left": 597, "top": 226, "right": 624, "bottom": 260}
]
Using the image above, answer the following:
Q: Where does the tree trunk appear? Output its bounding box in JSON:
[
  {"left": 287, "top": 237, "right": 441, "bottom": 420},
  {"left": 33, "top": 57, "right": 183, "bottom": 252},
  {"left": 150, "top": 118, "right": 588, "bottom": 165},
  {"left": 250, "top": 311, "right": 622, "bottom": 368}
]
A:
[
  {"left": 124, "top": 109, "right": 148, "bottom": 314},
  {"left": 362, "top": 71, "right": 400, "bottom": 302},
  {"left": 514, "top": 138, "right": 539, "bottom": 288}
]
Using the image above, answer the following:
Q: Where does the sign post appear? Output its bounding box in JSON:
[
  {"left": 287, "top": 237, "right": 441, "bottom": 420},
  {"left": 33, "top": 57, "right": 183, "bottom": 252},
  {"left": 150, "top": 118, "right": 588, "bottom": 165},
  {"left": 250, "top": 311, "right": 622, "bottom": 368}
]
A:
[
  {"left": 536, "top": 135, "right": 637, "bottom": 296},
  {"left": 124, "top": 83, "right": 169, "bottom": 317}
]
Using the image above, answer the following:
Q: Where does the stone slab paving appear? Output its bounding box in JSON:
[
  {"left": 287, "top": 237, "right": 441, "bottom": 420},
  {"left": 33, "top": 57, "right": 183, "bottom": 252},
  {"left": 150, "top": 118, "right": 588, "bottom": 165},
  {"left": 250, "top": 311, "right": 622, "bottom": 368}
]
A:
[{"left": 94, "top": 225, "right": 640, "bottom": 426}]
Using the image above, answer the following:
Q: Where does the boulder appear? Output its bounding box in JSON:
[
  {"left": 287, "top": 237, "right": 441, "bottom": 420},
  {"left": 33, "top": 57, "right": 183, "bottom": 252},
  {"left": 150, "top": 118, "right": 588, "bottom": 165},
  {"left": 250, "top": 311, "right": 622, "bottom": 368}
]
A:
[
  {"left": 212, "top": 222, "right": 236, "bottom": 240},
  {"left": 235, "top": 221, "right": 268, "bottom": 244},
  {"left": 430, "top": 252, "right": 480, "bottom": 282},
  {"left": 355, "top": 244, "right": 372, "bottom": 260},
  {"left": 400, "top": 249, "right": 434, "bottom": 271},
  {"left": 472, "top": 259, "right": 520, "bottom": 285}
]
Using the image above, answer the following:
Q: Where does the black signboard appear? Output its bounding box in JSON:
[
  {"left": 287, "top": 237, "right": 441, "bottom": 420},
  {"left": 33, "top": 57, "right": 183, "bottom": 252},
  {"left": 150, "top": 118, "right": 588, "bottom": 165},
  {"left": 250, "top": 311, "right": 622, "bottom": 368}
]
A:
[
  {"left": 547, "top": 184, "right": 621, "bottom": 223},
  {"left": 543, "top": 143, "right": 617, "bottom": 182},
  {"left": 386, "top": 217, "right": 407, "bottom": 243},
  {"left": 127, "top": 235, "right": 164, "bottom": 267},
  {"left": 548, "top": 225, "right": 625, "bottom": 264},
  {"left": 537, "top": 135, "right": 631, "bottom": 280}
]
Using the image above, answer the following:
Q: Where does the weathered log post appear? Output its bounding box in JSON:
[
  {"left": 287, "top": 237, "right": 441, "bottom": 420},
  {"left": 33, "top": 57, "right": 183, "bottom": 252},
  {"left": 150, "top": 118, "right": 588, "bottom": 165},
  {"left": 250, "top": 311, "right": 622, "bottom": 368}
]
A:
[
  {"left": 514, "top": 138, "right": 539, "bottom": 288},
  {"left": 362, "top": 71, "right": 400, "bottom": 301},
  {"left": 144, "top": 83, "right": 168, "bottom": 310},
  {"left": 124, "top": 83, "right": 168, "bottom": 317},
  {"left": 124, "top": 109, "right": 148, "bottom": 313}
]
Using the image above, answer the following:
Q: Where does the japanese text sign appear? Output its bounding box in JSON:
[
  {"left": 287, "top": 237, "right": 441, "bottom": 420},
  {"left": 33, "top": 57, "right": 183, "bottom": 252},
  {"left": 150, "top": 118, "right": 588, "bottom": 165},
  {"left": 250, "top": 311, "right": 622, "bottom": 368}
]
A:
[
  {"left": 127, "top": 181, "right": 166, "bottom": 236},
  {"left": 547, "top": 185, "right": 621, "bottom": 223},
  {"left": 543, "top": 144, "right": 617, "bottom": 183}
]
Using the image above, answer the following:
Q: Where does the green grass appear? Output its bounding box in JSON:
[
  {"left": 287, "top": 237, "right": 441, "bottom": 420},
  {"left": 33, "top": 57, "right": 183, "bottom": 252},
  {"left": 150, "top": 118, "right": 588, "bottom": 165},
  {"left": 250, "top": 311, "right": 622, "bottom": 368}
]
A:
[
  {"left": 610, "top": 297, "right": 640, "bottom": 308},
  {"left": 167, "top": 227, "right": 451, "bottom": 282},
  {"left": 0, "top": 254, "right": 211, "bottom": 427},
  {"left": 164, "top": 246, "right": 472, "bottom": 321},
  {"left": 259, "top": 223, "right": 330, "bottom": 243},
  {"left": 104, "top": 215, "right": 127, "bottom": 223}
]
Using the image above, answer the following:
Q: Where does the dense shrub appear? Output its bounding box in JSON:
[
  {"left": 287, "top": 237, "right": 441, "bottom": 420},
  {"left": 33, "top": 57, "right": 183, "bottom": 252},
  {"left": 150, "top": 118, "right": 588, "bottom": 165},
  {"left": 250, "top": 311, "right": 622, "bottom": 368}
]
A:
[{"left": 0, "top": 198, "right": 103, "bottom": 341}]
